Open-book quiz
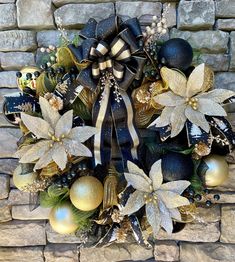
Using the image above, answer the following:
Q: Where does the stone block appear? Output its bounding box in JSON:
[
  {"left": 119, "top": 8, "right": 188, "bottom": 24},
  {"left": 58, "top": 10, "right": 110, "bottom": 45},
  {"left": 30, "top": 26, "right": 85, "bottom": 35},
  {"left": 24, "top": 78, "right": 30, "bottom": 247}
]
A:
[
  {"left": 180, "top": 242, "right": 235, "bottom": 262},
  {"left": 0, "top": 30, "right": 36, "bottom": 52},
  {"left": 193, "top": 53, "right": 229, "bottom": 71},
  {"left": 216, "top": 19, "right": 235, "bottom": 31},
  {"left": 215, "top": 72, "right": 235, "bottom": 91},
  {"left": 0, "top": 52, "right": 35, "bottom": 71},
  {"left": 0, "top": 128, "right": 21, "bottom": 158},
  {"left": 178, "top": 0, "right": 215, "bottom": 30},
  {"left": 215, "top": 0, "right": 235, "bottom": 18},
  {"left": 0, "top": 174, "right": 10, "bottom": 199},
  {"left": 7, "top": 189, "right": 30, "bottom": 205},
  {"left": 80, "top": 244, "right": 153, "bottom": 262},
  {"left": 0, "top": 220, "right": 46, "bottom": 246},
  {"left": 216, "top": 164, "right": 235, "bottom": 192},
  {"left": 220, "top": 204, "right": 235, "bottom": 243},
  {"left": 0, "top": 71, "right": 17, "bottom": 88},
  {"left": 17, "top": 0, "right": 55, "bottom": 29},
  {"left": 170, "top": 29, "right": 229, "bottom": 54},
  {"left": 0, "top": 247, "right": 44, "bottom": 262},
  {"left": 154, "top": 241, "right": 179, "bottom": 262},
  {"left": 12, "top": 205, "right": 51, "bottom": 220},
  {"left": 229, "top": 31, "right": 235, "bottom": 71},
  {"left": 54, "top": 3, "right": 114, "bottom": 29},
  {"left": 44, "top": 244, "right": 79, "bottom": 262},
  {"left": 0, "top": 206, "right": 12, "bottom": 222},
  {"left": 37, "top": 30, "right": 80, "bottom": 47},
  {"left": 158, "top": 222, "right": 220, "bottom": 242},
  {"left": 53, "top": 0, "right": 115, "bottom": 7},
  {"left": 164, "top": 2, "right": 176, "bottom": 28},
  {"left": 0, "top": 4, "right": 17, "bottom": 30}
]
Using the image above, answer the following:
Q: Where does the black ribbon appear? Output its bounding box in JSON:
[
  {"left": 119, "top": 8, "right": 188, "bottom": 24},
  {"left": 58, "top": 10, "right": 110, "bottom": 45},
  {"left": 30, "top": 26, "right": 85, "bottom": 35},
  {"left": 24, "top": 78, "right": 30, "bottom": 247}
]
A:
[{"left": 69, "top": 15, "right": 146, "bottom": 168}]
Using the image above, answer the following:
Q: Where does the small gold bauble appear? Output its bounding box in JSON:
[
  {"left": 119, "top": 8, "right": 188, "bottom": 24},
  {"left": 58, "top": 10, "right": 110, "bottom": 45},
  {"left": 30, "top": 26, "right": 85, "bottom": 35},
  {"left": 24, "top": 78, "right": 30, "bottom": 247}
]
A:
[
  {"left": 70, "top": 176, "right": 104, "bottom": 211},
  {"left": 49, "top": 202, "right": 78, "bottom": 234},
  {"left": 203, "top": 154, "right": 229, "bottom": 187},
  {"left": 13, "top": 165, "right": 38, "bottom": 191}
]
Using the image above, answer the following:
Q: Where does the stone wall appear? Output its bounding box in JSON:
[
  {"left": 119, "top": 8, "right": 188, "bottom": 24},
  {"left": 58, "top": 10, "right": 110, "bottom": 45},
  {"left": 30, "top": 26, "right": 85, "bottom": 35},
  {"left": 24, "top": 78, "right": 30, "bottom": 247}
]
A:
[{"left": 0, "top": 0, "right": 235, "bottom": 261}]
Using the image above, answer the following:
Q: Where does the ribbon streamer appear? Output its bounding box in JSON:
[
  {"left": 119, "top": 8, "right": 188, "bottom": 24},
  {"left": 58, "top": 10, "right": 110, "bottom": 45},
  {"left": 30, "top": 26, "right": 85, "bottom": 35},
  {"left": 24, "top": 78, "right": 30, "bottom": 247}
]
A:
[{"left": 69, "top": 15, "right": 146, "bottom": 168}]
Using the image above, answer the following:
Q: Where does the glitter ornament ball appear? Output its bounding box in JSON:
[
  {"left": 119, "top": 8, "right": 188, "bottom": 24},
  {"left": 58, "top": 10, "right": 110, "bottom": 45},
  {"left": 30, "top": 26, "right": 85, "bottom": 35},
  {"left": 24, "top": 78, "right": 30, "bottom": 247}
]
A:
[
  {"left": 13, "top": 165, "right": 38, "bottom": 191},
  {"left": 202, "top": 154, "right": 229, "bottom": 187},
  {"left": 49, "top": 202, "right": 78, "bottom": 234},
  {"left": 158, "top": 38, "right": 193, "bottom": 71},
  {"left": 70, "top": 176, "right": 104, "bottom": 211}
]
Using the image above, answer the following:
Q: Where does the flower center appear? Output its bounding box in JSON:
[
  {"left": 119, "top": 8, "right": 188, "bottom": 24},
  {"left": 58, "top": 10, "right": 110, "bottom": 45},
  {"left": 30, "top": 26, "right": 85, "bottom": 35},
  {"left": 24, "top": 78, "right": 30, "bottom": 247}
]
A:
[
  {"left": 48, "top": 132, "right": 65, "bottom": 143},
  {"left": 144, "top": 193, "right": 157, "bottom": 204},
  {"left": 186, "top": 97, "right": 198, "bottom": 110}
]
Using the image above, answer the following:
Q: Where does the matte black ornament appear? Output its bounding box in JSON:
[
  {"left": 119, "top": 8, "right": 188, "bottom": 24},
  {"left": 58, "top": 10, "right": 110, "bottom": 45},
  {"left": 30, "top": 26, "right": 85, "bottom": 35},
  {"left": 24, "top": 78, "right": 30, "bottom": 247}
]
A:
[
  {"left": 161, "top": 152, "right": 194, "bottom": 182},
  {"left": 158, "top": 38, "right": 193, "bottom": 71}
]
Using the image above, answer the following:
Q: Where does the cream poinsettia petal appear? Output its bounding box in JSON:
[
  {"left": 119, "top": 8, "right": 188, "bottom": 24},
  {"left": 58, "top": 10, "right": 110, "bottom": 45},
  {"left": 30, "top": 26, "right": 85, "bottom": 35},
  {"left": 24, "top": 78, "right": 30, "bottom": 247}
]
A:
[
  {"left": 170, "top": 104, "right": 187, "bottom": 137},
  {"left": 21, "top": 112, "right": 52, "bottom": 139},
  {"left": 198, "top": 98, "right": 227, "bottom": 116},
  {"left": 127, "top": 161, "right": 152, "bottom": 185},
  {"left": 160, "top": 66, "right": 187, "bottom": 97},
  {"left": 146, "top": 201, "right": 161, "bottom": 238},
  {"left": 154, "top": 91, "right": 185, "bottom": 107},
  {"left": 19, "top": 140, "right": 51, "bottom": 163},
  {"left": 157, "top": 190, "right": 190, "bottom": 209},
  {"left": 52, "top": 143, "right": 67, "bottom": 170},
  {"left": 68, "top": 126, "right": 98, "bottom": 143},
  {"left": 121, "top": 190, "right": 145, "bottom": 215},
  {"left": 186, "top": 63, "right": 206, "bottom": 98},
  {"left": 13, "top": 144, "right": 33, "bottom": 159},
  {"left": 169, "top": 208, "right": 182, "bottom": 221},
  {"left": 124, "top": 172, "right": 152, "bottom": 192},
  {"left": 33, "top": 148, "right": 54, "bottom": 171},
  {"left": 55, "top": 110, "right": 73, "bottom": 138},
  {"left": 185, "top": 106, "right": 210, "bottom": 132},
  {"left": 148, "top": 106, "right": 174, "bottom": 128},
  {"left": 158, "top": 199, "right": 173, "bottom": 234},
  {"left": 160, "top": 180, "right": 190, "bottom": 195},
  {"left": 196, "top": 89, "right": 235, "bottom": 103},
  {"left": 39, "top": 96, "right": 60, "bottom": 128},
  {"left": 149, "top": 160, "right": 163, "bottom": 191},
  {"left": 63, "top": 139, "right": 92, "bottom": 157}
]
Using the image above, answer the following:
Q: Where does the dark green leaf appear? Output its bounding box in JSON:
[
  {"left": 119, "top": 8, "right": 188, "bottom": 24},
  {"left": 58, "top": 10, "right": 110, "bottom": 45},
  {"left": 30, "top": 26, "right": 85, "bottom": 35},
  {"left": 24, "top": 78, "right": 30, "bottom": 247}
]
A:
[{"left": 70, "top": 97, "right": 91, "bottom": 120}]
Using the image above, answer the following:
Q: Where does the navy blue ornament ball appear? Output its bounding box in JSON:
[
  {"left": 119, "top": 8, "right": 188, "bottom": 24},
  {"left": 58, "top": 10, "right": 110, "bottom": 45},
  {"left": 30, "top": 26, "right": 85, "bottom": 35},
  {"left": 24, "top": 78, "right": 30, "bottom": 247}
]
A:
[{"left": 158, "top": 38, "right": 193, "bottom": 71}]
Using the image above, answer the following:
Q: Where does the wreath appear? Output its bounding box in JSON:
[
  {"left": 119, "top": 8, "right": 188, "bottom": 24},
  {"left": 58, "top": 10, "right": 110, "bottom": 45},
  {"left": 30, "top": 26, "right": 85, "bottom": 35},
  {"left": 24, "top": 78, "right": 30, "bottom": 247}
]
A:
[{"left": 3, "top": 12, "right": 235, "bottom": 247}]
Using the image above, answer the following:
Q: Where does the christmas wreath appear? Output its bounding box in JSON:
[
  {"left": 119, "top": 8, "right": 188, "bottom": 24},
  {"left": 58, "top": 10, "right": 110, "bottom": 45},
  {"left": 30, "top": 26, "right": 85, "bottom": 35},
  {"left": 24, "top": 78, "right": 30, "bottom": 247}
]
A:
[{"left": 3, "top": 11, "right": 235, "bottom": 247}]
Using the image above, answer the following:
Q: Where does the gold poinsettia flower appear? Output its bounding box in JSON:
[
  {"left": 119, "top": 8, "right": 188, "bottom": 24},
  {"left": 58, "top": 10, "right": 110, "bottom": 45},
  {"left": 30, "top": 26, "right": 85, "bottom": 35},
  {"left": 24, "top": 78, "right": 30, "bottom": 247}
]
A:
[
  {"left": 149, "top": 64, "right": 235, "bottom": 137},
  {"left": 14, "top": 97, "right": 98, "bottom": 171},
  {"left": 121, "top": 160, "right": 190, "bottom": 236}
]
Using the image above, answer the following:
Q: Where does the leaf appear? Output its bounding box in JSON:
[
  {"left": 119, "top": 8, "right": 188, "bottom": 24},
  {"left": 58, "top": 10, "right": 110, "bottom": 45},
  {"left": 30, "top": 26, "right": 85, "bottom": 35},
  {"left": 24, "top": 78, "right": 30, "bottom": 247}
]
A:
[
  {"left": 154, "top": 91, "right": 184, "bottom": 107},
  {"left": 121, "top": 190, "right": 145, "bottom": 215},
  {"left": 34, "top": 148, "right": 53, "bottom": 170},
  {"left": 21, "top": 113, "right": 52, "bottom": 139},
  {"left": 55, "top": 110, "right": 73, "bottom": 138},
  {"left": 148, "top": 106, "right": 174, "bottom": 128},
  {"left": 185, "top": 106, "right": 210, "bottom": 132},
  {"left": 149, "top": 160, "right": 163, "bottom": 190},
  {"left": 157, "top": 190, "right": 190, "bottom": 209},
  {"left": 19, "top": 140, "right": 51, "bottom": 163},
  {"left": 160, "top": 67, "right": 187, "bottom": 97},
  {"left": 13, "top": 144, "right": 33, "bottom": 158},
  {"left": 39, "top": 190, "right": 68, "bottom": 208},
  {"left": 71, "top": 205, "right": 95, "bottom": 224},
  {"left": 169, "top": 208, "right": 181, "bottom": 221},
  {"left": 170, "top": 104, "right": 187, "bottom": 137},
  {"left": 39, "top": 96, "right": 60, "bottom": 128},
  {"left": 159, "top": 180, "right": 190, "bottom": 194},
  {"left": 127, "top": 161, "right": 152, "bottom": 185},
  {"left": 52, "top": 143, "right": 67, "bottom": 170},
  {"left": 145, "top": 202, "right": 161, "bottom": 238},
  {"left": 187, "top": 63, "right": 205, "bottom": 97},
  {"left": 70, "top": 97, "right": 91, "bottom": 120},
  {"left": 63, "top": 139, "right": 92, "bottom": 157},
  {"left": 198, "top": 98, "right": 227, "bottom": 116},
  {"left": 68, "top": 126, "right": 98, "bottom": 143},
  {"left": 48, "top": 184, "right": 69, "bottom": 198},
  {"left": 197, "top": 89, "right": 235, "bottom": 103},
  {"left": 124, "top": 172, "right": 151, "bottom": 192},
  {"left": 158, "top": 200, "right": 173, "bottom": 234}
]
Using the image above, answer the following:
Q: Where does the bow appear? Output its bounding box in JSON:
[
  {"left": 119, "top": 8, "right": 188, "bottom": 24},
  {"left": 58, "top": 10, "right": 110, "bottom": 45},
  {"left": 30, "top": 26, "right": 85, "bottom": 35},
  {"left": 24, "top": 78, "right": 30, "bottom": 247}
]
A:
[{"left": 69, "top": 15, "right": 146, "bottom": 169}]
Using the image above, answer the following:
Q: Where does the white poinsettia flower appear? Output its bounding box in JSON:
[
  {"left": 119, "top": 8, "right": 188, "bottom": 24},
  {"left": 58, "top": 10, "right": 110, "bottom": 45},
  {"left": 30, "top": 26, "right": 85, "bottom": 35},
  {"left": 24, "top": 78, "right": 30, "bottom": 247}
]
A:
[
  {"left": 149, "top": 64, "right": 235, "bottom": 137},
  {"left": 121, "top": 160, "right": 190, "bottom": 237},
  {"left": 14, "top": 97, "right": 98, "bottom": 171}
]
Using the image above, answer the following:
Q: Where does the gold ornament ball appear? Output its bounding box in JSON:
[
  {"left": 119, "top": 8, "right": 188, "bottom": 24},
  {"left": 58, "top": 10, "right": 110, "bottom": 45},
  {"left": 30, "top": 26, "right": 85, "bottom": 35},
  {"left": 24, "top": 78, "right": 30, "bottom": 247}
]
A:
[
  {"left": 70, "top": 176, "right": 104, "bottom": 211},
  {"left": 17, "top": 66, "right": 40, "bottom": 91},
  {"left": 203, "top": 154, "right": 229, "bottom": 187},
  {"left": 13, "top": 165, "right": 38, "bottom": 191},
  {"left": 49, "top": 202, "right": 78, "bottom": 234}
]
